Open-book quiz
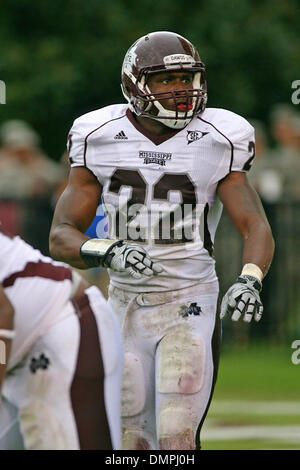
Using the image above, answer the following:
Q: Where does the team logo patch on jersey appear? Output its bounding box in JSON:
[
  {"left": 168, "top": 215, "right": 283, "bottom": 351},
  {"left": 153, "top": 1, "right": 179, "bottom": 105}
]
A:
[
  {"left": 114, "top": 130, "right": 128, "bottom": 140},
  {"left": 186, "top": 130, "right": 209, "bottom": 145},
  {"left": 179, "top": 302, "right": 202, "bottom": 317},
  {"left": 139, "top": 150, "right": 172, "bottom": 166},
  {"left": 29, "top": 353, "right": 50, "bottom": 373}
]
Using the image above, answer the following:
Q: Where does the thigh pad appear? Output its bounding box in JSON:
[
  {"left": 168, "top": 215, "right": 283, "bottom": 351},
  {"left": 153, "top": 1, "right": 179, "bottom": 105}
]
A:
[{"left": 157, "top": 332, "right": 205, "bottom": 394}]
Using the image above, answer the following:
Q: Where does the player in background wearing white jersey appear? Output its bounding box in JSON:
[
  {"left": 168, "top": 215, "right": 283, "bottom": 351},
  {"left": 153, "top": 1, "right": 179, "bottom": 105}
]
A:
[
  {"left": 0, "top": 229, "right": 123, "bottom": 450},
  {"left": 0, "top": 284, "right": 14, "bottom": 388},
  {"left": 49, "top": 31, "right": 275, "bottom": 450}
]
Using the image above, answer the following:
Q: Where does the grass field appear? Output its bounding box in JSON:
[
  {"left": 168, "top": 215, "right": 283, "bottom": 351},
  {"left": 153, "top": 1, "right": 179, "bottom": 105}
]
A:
[{"left": 201, "top": 344, "right": 300, "bottom": 450}]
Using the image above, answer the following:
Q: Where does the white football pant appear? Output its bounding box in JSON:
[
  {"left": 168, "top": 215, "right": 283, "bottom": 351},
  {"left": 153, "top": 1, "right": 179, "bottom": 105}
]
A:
[{"left": 108, "top": 281, "right": 220, "bottom": 450}]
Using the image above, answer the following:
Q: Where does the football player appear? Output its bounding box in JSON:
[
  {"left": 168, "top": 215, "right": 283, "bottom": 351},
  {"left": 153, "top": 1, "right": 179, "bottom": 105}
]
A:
[
  {"left": 0, "top": 284, "right": 14, "bottom": 388},
  {"left": 49, "top": 31, "right": 275, "bottom": 450},
  {"left": 0, "top": 229, "right": 123, "bottom": 450}
]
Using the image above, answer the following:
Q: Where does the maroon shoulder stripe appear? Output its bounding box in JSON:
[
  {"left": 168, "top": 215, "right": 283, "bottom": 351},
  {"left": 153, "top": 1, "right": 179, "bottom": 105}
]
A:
[
  {"left": 83, "top": 114, "right": 127, "bottom": 166},
  {"left": 2, "top": 260, "right": 72, "bottom": 288},
  {"left": 198, "top": 116, "right": 234, "bottom": 172}
]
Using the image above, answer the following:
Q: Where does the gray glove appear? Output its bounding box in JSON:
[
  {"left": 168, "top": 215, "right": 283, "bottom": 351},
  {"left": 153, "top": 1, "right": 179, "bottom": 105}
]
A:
[
  {"left": 220, "top": 274, "right": 263, "bottom": 322},
  {"left": 107, "top": 242, "right": 163, "bottom": 279},
  {"left": 80, "top": 238, "right": 163, "bottom": 279}
]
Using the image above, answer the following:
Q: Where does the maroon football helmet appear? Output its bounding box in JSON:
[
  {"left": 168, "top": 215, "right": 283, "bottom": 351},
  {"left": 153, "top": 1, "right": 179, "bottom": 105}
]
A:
[{"left": 121, "top": 31, "right": 207, "bottom": 129}]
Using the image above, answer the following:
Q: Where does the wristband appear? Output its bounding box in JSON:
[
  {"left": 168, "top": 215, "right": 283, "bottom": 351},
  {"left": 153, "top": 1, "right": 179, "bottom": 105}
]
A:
[
  {"left": 80, "top": 238, "right": 122, "bottom": 268},
  {"left": 0, "top": 329, "right": 15, "bottom": 339},
  {"left": 241, "top": 263, "right": 263, "bottom": 282}
]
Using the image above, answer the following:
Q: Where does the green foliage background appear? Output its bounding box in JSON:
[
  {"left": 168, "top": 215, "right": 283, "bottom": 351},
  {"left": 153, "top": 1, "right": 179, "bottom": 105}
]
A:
[{"left": 0, "top": 0, "right": 299, "bottom": 159}]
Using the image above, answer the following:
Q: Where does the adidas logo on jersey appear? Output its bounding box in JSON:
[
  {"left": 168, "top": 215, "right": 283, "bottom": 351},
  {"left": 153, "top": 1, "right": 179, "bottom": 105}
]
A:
[{"left": 114, "top": 130, "right": 128, "bottom": 140}]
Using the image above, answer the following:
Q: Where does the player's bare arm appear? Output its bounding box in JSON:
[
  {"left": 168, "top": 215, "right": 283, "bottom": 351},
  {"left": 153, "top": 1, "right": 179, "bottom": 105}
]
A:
[
  {"left": 217, "top": 171, "right": 275, "bottom": 274},
  {"left": 49, "top": 166, "right": 101, "bottom": 269},
  {"left": 50, "top": 167, "right": 162, "bottom": 277},
  {"left": 0, "top": 284, "right": 14, "bottom": 388},
  {"left": 217, "top": 171, "right": 275, "bottom": 322}
]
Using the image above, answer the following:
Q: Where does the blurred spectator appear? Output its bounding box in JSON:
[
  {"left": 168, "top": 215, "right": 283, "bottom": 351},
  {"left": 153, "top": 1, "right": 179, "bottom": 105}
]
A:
[
  {"left": 269, "top": 104, "right": 300, "bottom": 201},
  {"left": 248, "top": 119, "right": 283, "bottom": 203},
  {"left": 0, "top": 120, "right": 63, "bottom": 254},
  {"left": 249, "top": 105, "right": 300, "bottom": 203},
  {"left": 0, "top": 120, "right": 62, "bottom": 198}
]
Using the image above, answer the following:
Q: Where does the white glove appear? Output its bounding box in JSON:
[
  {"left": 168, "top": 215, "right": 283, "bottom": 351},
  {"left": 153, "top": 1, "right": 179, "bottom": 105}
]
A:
[
  {"left": 220, "top": 274, "right": 263, "bottom": 323},
  {"left": 106, "top": 242, "right": 163, "bottom": 279}
]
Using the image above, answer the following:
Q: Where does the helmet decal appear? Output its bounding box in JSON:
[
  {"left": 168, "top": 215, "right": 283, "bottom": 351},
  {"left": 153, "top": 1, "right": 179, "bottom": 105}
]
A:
[{"left": 163, "top": 54, "right": 196, "bottom": 67}]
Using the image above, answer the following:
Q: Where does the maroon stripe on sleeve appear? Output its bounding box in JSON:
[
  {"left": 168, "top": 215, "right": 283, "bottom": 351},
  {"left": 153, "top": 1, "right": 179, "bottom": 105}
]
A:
[
  {"left": 198, "top": 116, "right": 234, "bottom": 172},
  {"left": 2, "top": 260, "right": 72, "bottom": 288},
  {"left": 70, "top": 292, "right": 113, "bottom": 450},
  {"left": 83, "top": 114, "right": 126, "bottom": 166}
]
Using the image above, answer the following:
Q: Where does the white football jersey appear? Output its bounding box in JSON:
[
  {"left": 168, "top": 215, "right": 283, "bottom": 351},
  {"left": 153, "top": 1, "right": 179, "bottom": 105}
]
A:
[
  {"left": 68, "top": 104, "right": 255, "bottom": 292},
  {"left": 0, "top": 232, "right": 74, "bottom": 368}
]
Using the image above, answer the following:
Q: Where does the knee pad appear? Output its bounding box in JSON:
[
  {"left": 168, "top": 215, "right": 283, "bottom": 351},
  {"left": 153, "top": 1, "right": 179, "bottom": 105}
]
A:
[
  {"left": 157, "top": 332, "right": 205, "bottom": 394},
  {"left": 122, "top": 427, "right": 154, "bottom": 450},
  {"left": 157, "top": 405, "right": 195, "bottom": 449},
  {"left": 122, "top": 352, "right": 145, "bottom": 417}
]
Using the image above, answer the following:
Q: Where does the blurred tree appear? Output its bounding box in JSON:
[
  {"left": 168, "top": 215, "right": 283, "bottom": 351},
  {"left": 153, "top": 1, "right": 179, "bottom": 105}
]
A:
[{"left": 0, "top": 0, "right": 299, "bottom": 159}]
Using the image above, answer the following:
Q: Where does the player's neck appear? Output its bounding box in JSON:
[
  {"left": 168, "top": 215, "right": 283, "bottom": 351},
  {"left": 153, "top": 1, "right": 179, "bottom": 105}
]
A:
[{"left": 135, "top": 115, "right": 174, "bottom": 136}]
